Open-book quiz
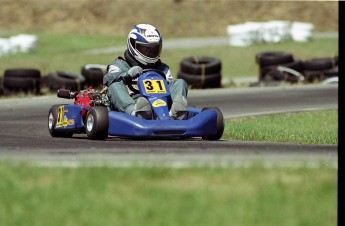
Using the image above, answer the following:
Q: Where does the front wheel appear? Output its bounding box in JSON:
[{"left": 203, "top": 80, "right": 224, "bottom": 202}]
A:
[
  {"left": 48, "top": 105, "right": 73, "bottom": 138},
  {"left": 85, "top": 106, "right": 109, "bottom": 140},
  {"left": 202, "top": 107, "right": 224, "bottom": 140}
]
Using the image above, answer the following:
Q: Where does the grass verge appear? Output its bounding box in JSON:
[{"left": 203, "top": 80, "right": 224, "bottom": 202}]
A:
[
  {"left": 223, "top": 109, "right": 338, "bottom": 144},
  {"left": 0, "top": 163, "right": 337, "bottom": 226}
]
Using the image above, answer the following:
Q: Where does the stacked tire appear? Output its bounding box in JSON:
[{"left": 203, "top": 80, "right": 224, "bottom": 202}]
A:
[
  {"left": 46, "top": 71, "right": 85, "bottom": 91},
  {"left": 256, "top": 51, "right": 304, "bottom": 84},
  {"left": 177, "top": 56, "right": 222, "bottom": 89},
  {"left": 256, "top": 51, "right": 338, "bottom": 84},
  {"left": 46, "top": 64, "right": 106, "bottom": 92},
  {"left": 81, "top": 64, "right": 107, "bottom": 89},
  {"left": 0, "top": 77, "right": 4, "bottom": 96},
  {"left": 1, "top": 64, "right": 107, "bottom": 96},
  {"left": 303, "top": 57, "right": 338, "bottom": 83},
  {"left": 2, "top": 68, "right": 41, "bottom": 94}
]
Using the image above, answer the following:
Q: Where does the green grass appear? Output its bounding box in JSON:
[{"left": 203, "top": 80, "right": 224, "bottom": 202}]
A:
[
  {"left": 223, "top": 109, "right": 338, "bottom": 144},
  {"left": 0, "top": 163, "right": 337, "bottom": 226},
  {"left": 0, "top": 33, "right": 338, "bottom": 81}
]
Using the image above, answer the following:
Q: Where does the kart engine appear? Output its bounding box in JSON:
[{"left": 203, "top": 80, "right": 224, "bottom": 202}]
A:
[{"left": 57, "top": 87, "right": 105, "bottom": 108}]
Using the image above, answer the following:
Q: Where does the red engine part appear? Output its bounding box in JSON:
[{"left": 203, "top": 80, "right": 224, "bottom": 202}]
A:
[
  {"left": 74, "top": 87, "right": 93, "bottom": 108},
  {"left": 74, "top": 87, "right": 94, "bottom": 119},
  {"left": 74, "top": 93, "right": 92, "bottom": 108}
]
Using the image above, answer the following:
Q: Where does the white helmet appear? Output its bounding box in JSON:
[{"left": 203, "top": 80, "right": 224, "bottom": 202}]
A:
[{"left": 127, "top": 24, "right": 162, "bottom": 65}]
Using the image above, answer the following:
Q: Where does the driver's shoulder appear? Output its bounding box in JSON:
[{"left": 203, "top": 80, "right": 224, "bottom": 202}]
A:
[{"left": 110, "top": 57, "right": 131, "bottom": 71}]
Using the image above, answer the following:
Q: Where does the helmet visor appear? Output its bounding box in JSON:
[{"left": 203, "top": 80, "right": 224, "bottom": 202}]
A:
[{"left": 135, "top": 41, "right": 162, "bottom": 59}]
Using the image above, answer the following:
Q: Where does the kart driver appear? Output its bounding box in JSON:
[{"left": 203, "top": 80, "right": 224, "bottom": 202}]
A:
[{"left": 103, "top": 24, "right": 188, "bottom": 120}]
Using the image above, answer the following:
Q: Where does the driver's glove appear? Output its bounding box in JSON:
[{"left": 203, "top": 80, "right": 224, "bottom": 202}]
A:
[{"left": 122, "top": 66, "right": 143, "bottom": 84}]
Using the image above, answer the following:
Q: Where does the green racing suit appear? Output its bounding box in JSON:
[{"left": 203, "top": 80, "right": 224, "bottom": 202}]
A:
[{"left": 103, "top": 50, "right": 188, "bottom": 115}]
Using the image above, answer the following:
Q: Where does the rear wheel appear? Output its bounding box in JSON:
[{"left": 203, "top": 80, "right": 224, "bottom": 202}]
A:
[
  {"left": 48, "top": 105, "right": 73, "bottom": 138},
  {"left": 85, "top": 106, "right": 109, "bottom": 140},
  {"left": 202, "top": 107, "right": 224, "bottom": 140}
]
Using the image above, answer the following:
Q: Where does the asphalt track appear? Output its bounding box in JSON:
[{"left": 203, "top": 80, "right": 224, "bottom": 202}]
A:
[{"left": 0, "top": 84, "right": 338, "bottom": 167}]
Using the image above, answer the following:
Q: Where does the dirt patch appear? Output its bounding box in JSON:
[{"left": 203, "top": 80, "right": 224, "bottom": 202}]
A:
[{"left": 0, "top": 0, "right": 338, "bottom": 37}]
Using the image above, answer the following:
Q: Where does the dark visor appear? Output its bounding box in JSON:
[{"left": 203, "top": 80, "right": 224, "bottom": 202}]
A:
[{"left": 135, "top": 41, "right": 162, "bottom": 58}]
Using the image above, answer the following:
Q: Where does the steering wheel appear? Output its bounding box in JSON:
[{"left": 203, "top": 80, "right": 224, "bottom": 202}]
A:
[{"left": 127, "top": 69, "right": 166, "bottom": 94}]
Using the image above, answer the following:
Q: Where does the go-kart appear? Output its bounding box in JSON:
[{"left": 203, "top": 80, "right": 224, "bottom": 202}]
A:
[{"left": 48, "top": 69, "right": 224, "bottom": 140}]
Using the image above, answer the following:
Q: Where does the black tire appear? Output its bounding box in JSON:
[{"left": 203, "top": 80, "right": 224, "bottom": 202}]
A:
[
  {"left": 256, "top": 51, "right": 294, "bottom": 67},
  {"left": 4, "top": 68, "right": 41, "bottom": 79},
  {"left": 202, "top": 107, "right": 224, "bottom": 140},
  {"left": 283, "top": 60, "right": 304, "bottom": 72},
  {"left": 261, "top": 68, "right": 285, "bottom": 82},
  {"left": 81, "top": 64, "right": 106, "bottom": 88},
  {"left": 303, "top": 58, "right": 334, "bottom": 71},
  {"left": 48, "top": 105, "right": 73, "bottom": 138},
  {"left": 304, "top": 67, "right": 338, "bottom": 82},
  {"left": 259, "top": 60, "right": 304, "bottom": 81},
  {"left": 3, "top": 68, "right": 41, "bottom": 94},
  {"left": 85, "top": 106, "right": 109, "bottom": 140},
  {"left": 180, "top": 56, "right": 221, "bottom": 75},
  {"left": 3, "top": 76, "right": 40, "bottom": 92},
  {"left": 47, "top": 71, "right": 85, "bottom": 91},
  {"left": 323, "top": 67, "right": 338, "bottom": 78},
  {"left": 303, "top": 70, "right": 322, "bottom": 83},
  {"left": 177, "top": 71, "right": 221, "bottom": 89}
]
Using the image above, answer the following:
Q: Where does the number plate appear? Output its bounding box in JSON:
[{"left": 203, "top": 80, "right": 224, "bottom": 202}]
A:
[
  {"left": 56, "top": 105, "right": 75, "bottom": 128},
  {"left": 143, "top": 79, "right": 167, "bottom": 94}
]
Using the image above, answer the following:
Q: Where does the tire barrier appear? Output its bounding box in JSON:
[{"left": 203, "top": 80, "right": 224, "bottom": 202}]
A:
[
  {"left": 256, "top": 52, "right": 302, "bottom": 83},
  {"left": 256, "top": 51, "right": 338, "bottom": 84},
  {"left": 303, "top": 57, "right": 337, "bottom": 83},
  {"left": 177, "top": 56, "right": 222, "bottom": 89},
  {"left": 256, "top": 51, "right": 294, "bottom": 67},
  {"left": 177, "top": 71, "right": 222, "bottom": 89},
  {"left": 303, "top": 58, "right": 334, "bottom": 71},
  {"left": 2, "top": 68, "right": 41, "bottom": 94},
  {"left": 180, "top": 56, "right": 222, "bottom": 75},
  {"left": 81, "top": 64, "right": 107, "bottom": 88},
  {"left": 1, "top": 64, "right": 107, "bottom": 96},
  {"left": 260, "top": 60, "right": 304, "bottom": 82},
  {"left": 47, "top": 71, "right": 85, "bottom": 91},
  {"left": 0, "top": 77, "right": 3, "bottom": 96}
]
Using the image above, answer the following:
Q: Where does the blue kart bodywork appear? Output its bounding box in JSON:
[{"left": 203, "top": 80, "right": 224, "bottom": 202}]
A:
[
  {"left": 52, "top": 104, "right": 219, "bottom": 138},
  {"left": 49, "top": 70, "right": 223, "bottom": 139}
]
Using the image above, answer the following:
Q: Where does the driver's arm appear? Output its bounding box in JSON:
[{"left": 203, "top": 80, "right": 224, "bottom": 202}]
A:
[
  {"left": 164, "top": 68, "right": 173, "bottom": 83},
  {"left": 158, "top": 63, "right": 173, "bottom": 83},
  {"left": 103, "top": 60, "right": 130, "bottom": 86}
]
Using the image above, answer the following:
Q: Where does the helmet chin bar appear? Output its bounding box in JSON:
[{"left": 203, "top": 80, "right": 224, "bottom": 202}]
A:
[
  {"left": 130, "top": 49, "right": 159, "bottom": 65},
  {"left": 136, "top": 52, "right": 159, "bottom": 65}
]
